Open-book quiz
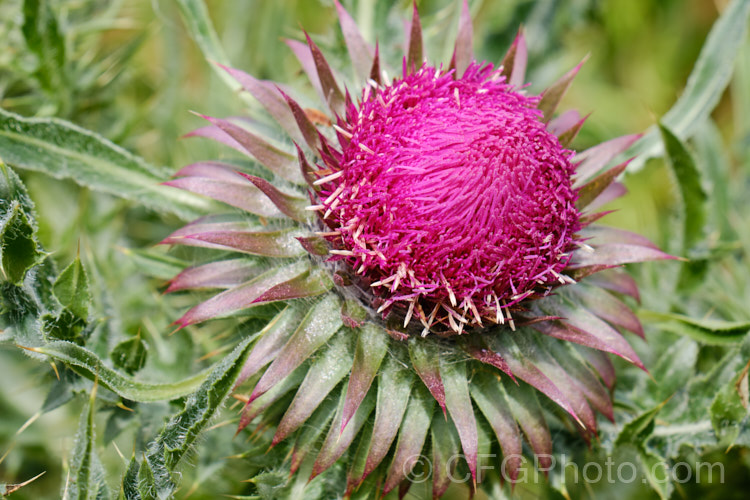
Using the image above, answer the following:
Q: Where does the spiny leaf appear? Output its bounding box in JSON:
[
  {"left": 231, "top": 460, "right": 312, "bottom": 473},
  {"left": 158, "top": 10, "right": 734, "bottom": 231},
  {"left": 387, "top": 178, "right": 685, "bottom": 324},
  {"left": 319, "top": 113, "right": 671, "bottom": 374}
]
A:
[
  {"left": 640, "top": 310, "right": 750, "bottom": 345},
  {"left": 122, "top": 457, "right": 142, "bottom": 499},
  {"left": 693, "top": 120, "right": 733, "bottom": 238},
  {"left": 110, "top": 336, "right": 148, "bottom": 375},
  {"left": 125, "top": 335, "right": 256, "bottom": 499},
  {"left": 638, "top": 336, "right": 698, "bottom": 405},
  {"left": 42, "top": 308, "right": 85, "bottom": 343},
  {"left": 615, "top": 403, "right": 663, "bottom": 447},
  {"left": 637, "top": 448, "right": 673, "bottom": 500},
  {"left": 0, "top": 109, "right": 214, "bottom": 220},
  {"left": 659, "top": 123, "right": 710, "bottom": 290},
  {"left": 0, "top": 202, "right": 45, "bottom": 285},
  {"left": 710, "top": 361, "right": 750, "bottom": 446},
  {"left": 0, "top": 162, "right": 36, "bottom": 214},
  {"left": 53, "top": 256, "right": 90, "bottom": 320},
  {"left": 63, "top": 385, "right": 109, "bottom": 500},
  {"left": 614, "top": 402, "right": 673, "bottom": 500},
  {"left": 33, "top": 341, "right": 222, "bottom": 402},
  {"left": 659, "top": 124, "right": 708, "bottom": 253}
]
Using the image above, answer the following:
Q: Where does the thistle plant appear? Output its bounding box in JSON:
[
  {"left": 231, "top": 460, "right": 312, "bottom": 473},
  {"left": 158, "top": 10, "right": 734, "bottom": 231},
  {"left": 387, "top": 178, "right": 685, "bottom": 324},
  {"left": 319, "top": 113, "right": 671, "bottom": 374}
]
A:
[
  {"left": 2, "top": 1, "right": 750, "bottom": 499},
  {"left": 161, "top": 1, "right": 674, "bottom": 496}
]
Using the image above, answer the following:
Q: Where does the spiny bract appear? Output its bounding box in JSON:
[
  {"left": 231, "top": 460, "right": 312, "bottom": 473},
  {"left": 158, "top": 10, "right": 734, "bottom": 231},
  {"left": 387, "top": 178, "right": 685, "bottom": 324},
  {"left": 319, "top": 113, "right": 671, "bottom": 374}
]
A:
[{"left": 162, "top": 1, "right": 673, "bottom": 497}]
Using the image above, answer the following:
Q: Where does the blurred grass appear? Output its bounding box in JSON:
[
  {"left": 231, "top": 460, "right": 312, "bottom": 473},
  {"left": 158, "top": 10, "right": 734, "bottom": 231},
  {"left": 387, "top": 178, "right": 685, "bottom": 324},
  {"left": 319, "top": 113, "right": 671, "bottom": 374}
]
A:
[{"left": 1, "top": 0, "right": 748, "bottom": 499}]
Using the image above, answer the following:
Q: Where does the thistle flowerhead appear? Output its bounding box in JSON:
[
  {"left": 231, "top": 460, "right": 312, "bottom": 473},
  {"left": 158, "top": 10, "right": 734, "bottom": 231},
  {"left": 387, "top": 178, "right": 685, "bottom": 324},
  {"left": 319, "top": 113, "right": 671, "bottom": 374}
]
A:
[
  {"left": 163, "top": 1, "right": 673, "bottom": 496},
  {"left": 322, "top": 61, "right": 580, "bottom": 335}
]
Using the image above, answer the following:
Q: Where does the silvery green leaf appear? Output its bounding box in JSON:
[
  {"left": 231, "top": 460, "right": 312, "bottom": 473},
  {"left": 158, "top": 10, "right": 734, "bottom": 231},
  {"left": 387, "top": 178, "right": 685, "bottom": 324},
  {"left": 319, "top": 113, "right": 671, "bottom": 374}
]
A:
[{"left": 0, "top": 109, "right": 215, "bottom": 220}]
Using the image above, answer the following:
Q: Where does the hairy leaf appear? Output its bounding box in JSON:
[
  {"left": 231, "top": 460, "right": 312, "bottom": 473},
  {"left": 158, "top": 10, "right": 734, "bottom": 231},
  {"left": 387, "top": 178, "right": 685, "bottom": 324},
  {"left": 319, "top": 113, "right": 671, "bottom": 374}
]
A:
[
  {"left": 123, "top": 335, "right": 255, "bottom": 498},
  {"left": 640, "top": 310, "right": 750, "bottom": 345},
  {"left": 110, "top": 336, "right": 148, "bottom": 375},
  {"left": 0, "top": 202, "right": 45, "bottom": 285},
  {"left": 659, "top": 124, "right": 708, "bottom": 253},
  {"left": 63, "top": 386, "right": 109, "bottom": 500},
  {"left": 53, "top": 256, "right": 90, "bottom": 320},
  {"left": 33, "top": 341, "right": 223, "bottom": 402},
  {"left": 0, "top": 109, "right": 214, "bottom": 220}
]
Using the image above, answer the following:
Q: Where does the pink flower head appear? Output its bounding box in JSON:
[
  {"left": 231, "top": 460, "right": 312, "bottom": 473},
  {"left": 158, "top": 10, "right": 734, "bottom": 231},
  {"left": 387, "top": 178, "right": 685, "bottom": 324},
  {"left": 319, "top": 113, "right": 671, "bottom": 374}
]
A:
[
  {"left": 318, "top": 63, "right": 580, "bottom": 334},
  {"left": 163, "top": 2, "right": 678, "bottom": 492}
]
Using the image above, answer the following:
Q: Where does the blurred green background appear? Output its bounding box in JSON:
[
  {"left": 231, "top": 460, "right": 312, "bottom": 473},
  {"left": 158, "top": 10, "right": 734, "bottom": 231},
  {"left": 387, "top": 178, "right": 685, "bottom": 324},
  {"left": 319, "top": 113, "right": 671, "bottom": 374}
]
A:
[{"left": 1, "top": 0, "right": 749, "bottom": 498}]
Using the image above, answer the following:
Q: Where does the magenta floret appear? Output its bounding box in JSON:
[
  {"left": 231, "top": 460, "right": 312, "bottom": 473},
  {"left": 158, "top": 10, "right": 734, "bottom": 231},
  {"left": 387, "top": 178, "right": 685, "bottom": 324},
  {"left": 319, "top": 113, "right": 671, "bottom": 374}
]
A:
[{"left": 318, "top": 63, "right": 580, "bottom": 328}]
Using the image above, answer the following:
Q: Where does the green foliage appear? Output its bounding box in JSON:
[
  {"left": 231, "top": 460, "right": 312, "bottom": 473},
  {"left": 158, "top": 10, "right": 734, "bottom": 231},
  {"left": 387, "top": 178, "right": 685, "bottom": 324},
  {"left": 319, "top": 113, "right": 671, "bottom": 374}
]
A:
[
  {"left": 34, "top": 341, "right": 219, "bottom": 402},
  {"left": 0, "top": 109, "right": 214, "bottom": 220},
  {"left": 53, "top": 257, "right": 91, "bottom": 320},
  {"left": 121, "top": 335, "right": 255, "bottom": 499},
  {"left": 21, "top": 0, "right": 67, "bottom": 97},
  {"left": 63, "top": 386, "right": 109, "bottom": 500},
  {"left": 110, "top": 335, "right": 148, "bottom": 375},
  {"left": 0, "top": 200, "right": 44, "bottom": 285}
]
